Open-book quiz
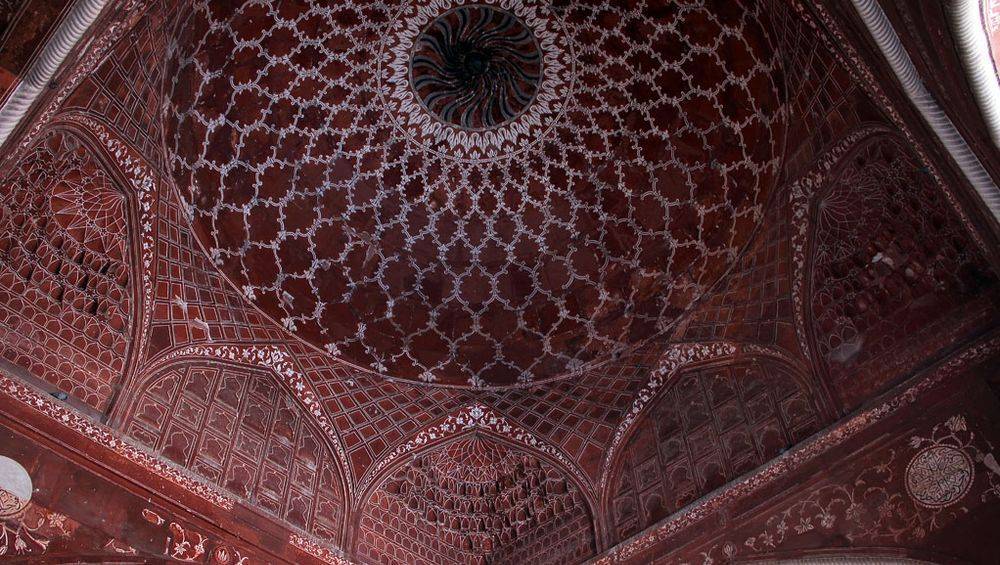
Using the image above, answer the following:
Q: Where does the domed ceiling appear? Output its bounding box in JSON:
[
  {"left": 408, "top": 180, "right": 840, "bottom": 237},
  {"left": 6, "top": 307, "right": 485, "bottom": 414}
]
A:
[
  {"left": 165, "top": 0, "right": 785, "bottom": 387},
  {"left": 7, "top": 0, "right": 1000, "bottom": 562}
]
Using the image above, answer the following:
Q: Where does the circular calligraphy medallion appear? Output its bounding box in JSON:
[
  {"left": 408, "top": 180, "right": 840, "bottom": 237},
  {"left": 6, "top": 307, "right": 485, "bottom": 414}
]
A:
[
  {"left": 0, "top": 455, "right": 31, "bottom": 519},
  {"left": 905, "top": 445, "right": 974, "bottom": 508}
]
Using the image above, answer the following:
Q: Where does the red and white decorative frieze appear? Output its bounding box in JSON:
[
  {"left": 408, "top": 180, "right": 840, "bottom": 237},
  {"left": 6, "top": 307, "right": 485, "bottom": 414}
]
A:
[
  {"left": 289, "top": 533, "right": 353, "bottom": 565},
  {"left": 0, "top": 372, "right": 234, "bottom": 510}
]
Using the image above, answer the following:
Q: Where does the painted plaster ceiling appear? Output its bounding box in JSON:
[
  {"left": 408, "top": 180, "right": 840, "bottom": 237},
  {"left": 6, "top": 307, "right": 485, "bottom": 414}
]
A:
[{"left": 165, "top": 0, "right": 786, "bottom": 388}]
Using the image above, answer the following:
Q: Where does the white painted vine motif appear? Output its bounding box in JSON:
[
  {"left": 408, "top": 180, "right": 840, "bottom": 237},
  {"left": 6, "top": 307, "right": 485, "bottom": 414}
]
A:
[
  {"left": 0, "top": 506, "right": 71, "bottom": 556},
  {"left": 905, "top": 417, "right": 975, "bottom": 508},
  {"left": 689, "top": 414, "right": 998, "bottom": 565}
]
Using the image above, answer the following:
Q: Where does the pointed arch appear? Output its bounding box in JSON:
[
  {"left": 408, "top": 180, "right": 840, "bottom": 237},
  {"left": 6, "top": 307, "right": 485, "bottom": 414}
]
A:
[
  {"left": 601, "top": 352, "right": 824, "bottom": 546},
  {"left": 120, "top": 354, "right": 350, "bottom": 547},
  {"left": 803, "top": 132, "right": 999, "bottom": 412},
  {"left": 0, "top": 121, "right": 145, "bottom": 415},
  {"left": 353, "top": 414, "right": 600, "bottom": 565}
]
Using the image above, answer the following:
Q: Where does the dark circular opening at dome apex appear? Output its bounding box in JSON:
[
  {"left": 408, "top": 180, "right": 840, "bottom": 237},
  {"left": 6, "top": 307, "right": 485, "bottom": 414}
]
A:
[
  {"left": 409, "top": 5, "right": 542, "bottom": 130},
  {"left": 459, "top": 46, "right": 491, "bottom": 77}
]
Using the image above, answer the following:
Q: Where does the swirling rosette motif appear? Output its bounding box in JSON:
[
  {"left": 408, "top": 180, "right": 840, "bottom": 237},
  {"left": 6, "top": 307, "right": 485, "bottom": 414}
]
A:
[{"left": 410, "top": 5, "right": 542, "bottom": 130}]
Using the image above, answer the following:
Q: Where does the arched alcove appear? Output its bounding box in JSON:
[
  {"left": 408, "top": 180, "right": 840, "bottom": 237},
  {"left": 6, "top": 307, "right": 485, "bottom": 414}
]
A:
[
  {"left": 122, "top": 358, "right": 348, "bottom": 542},
  {"left": 605, "top": 356, "right": 823, "bottom": 544},
  {"left": 355, "top": 431, "right": 597, "bottom": 565},
  {"left": 806, "top": 134, "right": 998, "bottom": 411},
  {"left": 0, "top": 127, "right": 140, "bottom": 413}
]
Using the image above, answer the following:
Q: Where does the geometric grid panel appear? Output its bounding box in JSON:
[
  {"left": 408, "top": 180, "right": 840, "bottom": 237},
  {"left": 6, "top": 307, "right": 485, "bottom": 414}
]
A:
[
  {"left": 767, "top": 0, "right": 870, "bottom": 173},
  {"left": 682, "top": 193, "right": 796, "bottom": 349},
  {"left": 309, "top": 364, "right": 469, "bottom": 479},
  {"left": 61, "top": 1, "right": 176, "bottom": 168},
  {"left": 123, "top": 360, "right": 345, "bottom": 540},
  {"left": 146, "top": 184, "right": 288, "bottom": 358},
  {"left": 608, "top": 358, "right": 821, "bottom": 544},
  {"left": 482, "top": 344, "right": 662, "bottom": 480},
  {"left": 305, "top": 341, "right": 653, "bottom": 485}
]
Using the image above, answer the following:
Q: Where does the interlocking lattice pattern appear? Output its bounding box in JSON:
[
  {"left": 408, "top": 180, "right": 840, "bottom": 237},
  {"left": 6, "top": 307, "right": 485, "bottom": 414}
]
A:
[
  {"left": 678, "top": 0, "right": 877, "bottom": 352},
  {"left": 165, "top": 0, "right": 785, "bottom": 387},
  {"left": 0, "top": 130, "right": 133, "bottom": 411},
  {"left": 123, "top": 360, "right": 344, "bottom": 540},
  {"left": 810, "top": 136, "right": 998, "bottom": 408},
  {"left": 2, "top": 0, "right": 990, "bottom": 562},
  {"left": 608, "top": 359, "right": 820, "bottom": 542},
  {"left": 356, "top": 434, "right": 594, "bottom": 564},
  {"left": 147, "top": 183, "right": 288, "bottom": 357}
]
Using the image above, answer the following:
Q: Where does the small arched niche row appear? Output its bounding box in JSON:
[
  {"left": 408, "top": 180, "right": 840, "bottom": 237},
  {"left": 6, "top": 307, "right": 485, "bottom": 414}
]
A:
[
  {"left": 806, "top": 134, "right": 998, "bottom": 412},
  {"left": 355, "top": 432, "right": 597, "bottom": 565},
  {"left": 0, "top": 127, "right": 139, "bottom": 413},
  {"left": 606, "top": 357, "right": 823, "bottom": 544},
  {"left": 121, "top": 358, "right": 346, "bottom": 542}
]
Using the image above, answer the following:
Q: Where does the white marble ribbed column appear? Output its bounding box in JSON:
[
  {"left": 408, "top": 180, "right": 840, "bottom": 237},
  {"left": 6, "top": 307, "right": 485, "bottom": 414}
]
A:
[
  {"left": 850, "top": 0, "right": 1000, "bottom": 221},
  {"left": 0, "top": 0, "right": 110, "bottom": 149}
]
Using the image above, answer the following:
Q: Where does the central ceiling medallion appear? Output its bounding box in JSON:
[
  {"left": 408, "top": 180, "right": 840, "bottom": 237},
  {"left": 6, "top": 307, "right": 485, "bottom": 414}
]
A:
[
  {"left": 380, "top": 0, "right": 572, "bottom": 161},
  {"left": 410, "top": 5, "right": 542, "bottom": 130},
  {"left": 166, "top": 0, "right": 786, "bottom": 389}
]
